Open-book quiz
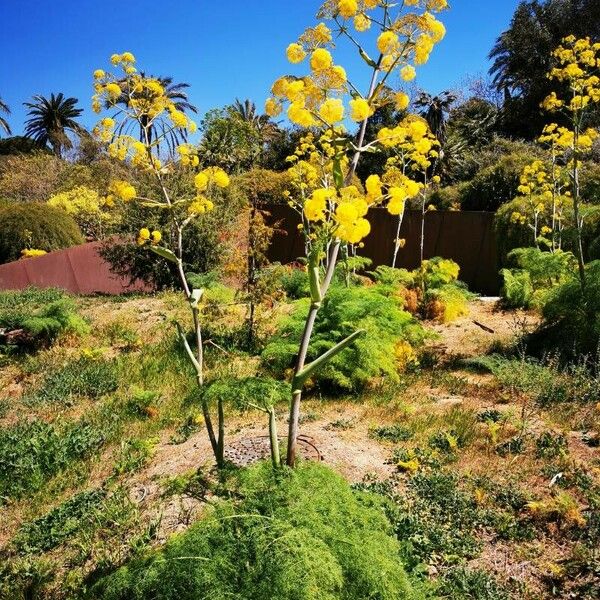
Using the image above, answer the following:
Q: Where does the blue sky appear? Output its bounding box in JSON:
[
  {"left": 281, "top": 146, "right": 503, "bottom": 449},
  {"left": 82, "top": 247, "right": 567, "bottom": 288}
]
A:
[{"left": 0, "top": 0, "right": 521, "bottom": 136}]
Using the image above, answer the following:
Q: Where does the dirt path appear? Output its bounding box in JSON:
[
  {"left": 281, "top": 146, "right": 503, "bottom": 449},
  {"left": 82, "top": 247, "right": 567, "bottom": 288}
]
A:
[{"left": 426, "top": 297, "right": 538, "bottom": 359}]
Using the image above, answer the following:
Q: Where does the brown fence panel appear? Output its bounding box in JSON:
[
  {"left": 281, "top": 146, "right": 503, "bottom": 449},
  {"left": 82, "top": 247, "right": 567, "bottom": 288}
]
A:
[
  {"left": 265, "top": 206, "right": 500, "bottom": 295},
  {"left": 0, "top": 241, "right": 151, "bottom": 295}
]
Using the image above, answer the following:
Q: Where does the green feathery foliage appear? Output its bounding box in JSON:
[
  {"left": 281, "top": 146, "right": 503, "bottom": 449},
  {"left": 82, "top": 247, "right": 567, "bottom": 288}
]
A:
[
  {"left": 500, "top": 247, "right": 576, "bottom": 309},
  {"left": 262, "top": 283, "right": 428, "bottom": 392},
  {"left": 536, "top": 260, "right": 600, "bottom": 358},
  {"left": 0, "top": 288, "right": 89, "bottom": 346},
  {"left": 90, "top": 462, "right": 425, "bottom": 600}
]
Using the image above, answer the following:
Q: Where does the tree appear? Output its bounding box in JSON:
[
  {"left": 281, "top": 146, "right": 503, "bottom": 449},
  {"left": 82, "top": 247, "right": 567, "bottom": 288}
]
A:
[
  {"left": 111, "top": 74, "right": 198, "bottom": 153},
  {"left": 267, "top": 1, "right": 448, "bottom": 466},
  {"left": 94, "top": 51, "right": 232, "bottom": 467},
  {"left": 198, "top": 107, "right": 262, "bottom": 172},
  {"left": 0, "top": 97, "right": 11, "bottom": 136},
  {"left": 23, "top": 93, "right": 84, "bottom": 157},
  {"left": 489, "top": 0, "right": 600, "bottom": 138},
  {"left": 261, "top": 126, "right": 308, "bottom": 171},
  {"left": 231, "top": 98, "right": 279, "bottom": 143},
  {"left": 414, "top": 90, "right": 456, "bottom": 145},
  {"left": 447, "top": 98, "right": 499, "bottom": 148}
]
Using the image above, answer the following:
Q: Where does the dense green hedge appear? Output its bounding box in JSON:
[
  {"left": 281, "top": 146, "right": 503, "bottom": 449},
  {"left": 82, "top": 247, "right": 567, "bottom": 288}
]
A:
[{"left": 0, "top": 203, "right": 83, "bottom": 263}]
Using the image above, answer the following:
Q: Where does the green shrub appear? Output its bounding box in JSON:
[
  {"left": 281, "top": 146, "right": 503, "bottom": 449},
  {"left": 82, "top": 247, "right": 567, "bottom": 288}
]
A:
[
  {"left": 0, "top": 419, "right": 105, "bottom": 501},
  {"left": 14, "top": 488, "right": 107, "bottom": 553},
  {"left": 201, "top": 376, "right": 288, "bottom": 411},
  {"left": 418, "top": 257, "right": 461, "bottom": 289},
  {"left": 360, "top": 471, "right": 486, "bottom": 570},
  {"left": 494, "top": 197, "right": 590, "bottom": 264},
  {"left": 460, "top": 150, "right": 536, "bottom": 212},
  {"left": 425, "top": 283, "right": 471, "bottom": 323},
  {"left": 499, "top": 268, "right": 534, "bottom": 308},
  {"left": 233, "top": 168, "right": 291, "bottom": 205},
  {"left": 0, "top": 298, "right": 89, "bottom": 345},
  {"left": 262, "top": 283, "right": 428, "bottom": 392},
  {"left": 438, "top": 567, "right": 510, "bottom": 600},
  {"left": 370, "top": 424, "right": 414, "bottom": 443},
  {"left": 371, "top": 258, "right": 464, "bottom": 293},
  {"left": 371, "top": 258, "right": 473, "bottom": 323},
  {"left": 465, "top": 354, "right": 600, "bottom": 406},
  {"left": 370, "top": 264, "right": 416, "bottom": 288},
  {"left": 0, "top": 203, "right": 83, "bottom": 263},
  {"left": 22, "top": 357, "right": 118, "bottom": 406},
  {"left": 427, "top": 184, "right": 465, "bottom": 210},
  {"left": 91, "top": 462, "right": 423, "bottom": 600},
  {"left": 0, "top": 288, "right": 89, "bottom": 349},
  {"left": 99, "top": 168, "right": 244, "bottom": 288},
  {"left": 278, "top": 263, "right": 311, "bottom": 299},
  {"left": 536, "top": 260, "right": 600, "bottom": 358},
  {"left": 535, "top": 431, "right": 568, "bottom": 459},
  {"left": 500, "top": 248, "right": 576, "bottom": 309}
]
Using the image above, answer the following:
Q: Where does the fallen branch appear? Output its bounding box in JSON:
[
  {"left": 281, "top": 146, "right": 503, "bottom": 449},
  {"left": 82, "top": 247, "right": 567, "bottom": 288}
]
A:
[{"left": 473, "top": 320, "right": 495, "bottom": 334}]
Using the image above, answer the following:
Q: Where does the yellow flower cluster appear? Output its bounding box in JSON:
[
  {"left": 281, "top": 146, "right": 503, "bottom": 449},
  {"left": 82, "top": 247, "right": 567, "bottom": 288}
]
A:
[
  {"left": 48, "top": 186, "right": 103, "bottom": 216},
  {"left": 538, "top": 122, "right": 598, "bottom": 152},
  {"left": 304, "top": 185, "right": 371, "bottom": 244},
  {"left": 266, "top": 1, "right": 447, "bottom": 129},
  {"left": 176, "top": 143, "right": 200, "bottom": 167},
  {"left": 284, "top": 128, "right": 427, "bottom": 243},
  {"left": 188, "top": 167, "right": 230, "bottom": 216},
  {"left": 107, "top": 180, "right": 137, "bottom": 203},
  {"left": 137, "top": 228, "right": 162, "bottom": 246},
  {"left": 543, "top": 36, "right": 600, "bottom": 113},
  {"left": 377, "top": 116, "right": 439, "bottom": 170},
  {"left": 92, "top": 52, "right": 197, "bottom": 142},
  {"left": 510, "top": 211, "right": 527, "bottom": 226},
  {"left": 518, "top": 160, "right": 550, "bottom": 198},
  {"left": 20, "top": 249, "right": 47, "bottom": 259}
]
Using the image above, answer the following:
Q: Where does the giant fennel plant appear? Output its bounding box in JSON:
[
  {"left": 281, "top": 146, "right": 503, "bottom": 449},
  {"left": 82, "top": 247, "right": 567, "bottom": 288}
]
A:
[
  {"left": 540, "top": 35, "right": 600, "bottom": 286},
  {"left": 92, "top": 52, "right": 231, "bottom": 466},
  {"left": 265, "top": 0, "right": 448, "bottom": 466}
]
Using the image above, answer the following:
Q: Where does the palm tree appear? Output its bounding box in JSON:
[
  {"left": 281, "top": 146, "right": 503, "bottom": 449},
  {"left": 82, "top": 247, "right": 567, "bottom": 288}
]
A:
[
  {"left": 414, "top": 91, "right": 457, "bottom": 146},
  {"left": 0, "top": 97, "right": 11, "bottom": 136},
  {"left": 23, "top": 93, "right": 84, "bottom": 157},
  {"left": 230, "top": 98, "right": 279, "bottom": 142},
  {"left": 113, "top": 75, "right": 198, "bottom": 153}
]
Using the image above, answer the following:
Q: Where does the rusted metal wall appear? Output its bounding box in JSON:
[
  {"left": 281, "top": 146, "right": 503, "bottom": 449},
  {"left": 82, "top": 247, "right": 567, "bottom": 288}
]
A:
[
  {"left": 265, "top": 206, "right": 501, "bottom": 295},
  {"left": 0, "top": 241, "right": 151, "bottom": 295}
]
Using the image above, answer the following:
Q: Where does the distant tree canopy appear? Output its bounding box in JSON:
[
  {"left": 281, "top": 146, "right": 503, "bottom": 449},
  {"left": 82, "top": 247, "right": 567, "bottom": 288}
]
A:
[{"left": 489, "top": 0, "right": 600, "bottom": 139}]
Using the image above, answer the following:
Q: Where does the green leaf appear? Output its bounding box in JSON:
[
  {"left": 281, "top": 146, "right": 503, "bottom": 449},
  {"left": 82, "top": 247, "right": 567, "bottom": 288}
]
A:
[
  {"left": 292, "top": 328, "right": 365, "bottom": 393},
  {"left": 359, "top": 48, "right": 378, "bottom": 69},
  {"left": 190, "top": 288, "right": 204, "bottom": 308},
  {"left": 174, "top": 321, "right": 201, "bottom": 373},
  {"left": 149, "top": 246, "right": 179, "bottom": 264},
  {"left": 332, "top": 158, "right": 344, "bottom": 190}
]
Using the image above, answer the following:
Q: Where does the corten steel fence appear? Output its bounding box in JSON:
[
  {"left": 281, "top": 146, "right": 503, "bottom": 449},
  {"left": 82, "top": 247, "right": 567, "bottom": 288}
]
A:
[
  {"left": 0, "top": 241, "right": 150, "bottom": 295},
  {"left": 264, "top": 206, "right": 501, "bottom": 295}
]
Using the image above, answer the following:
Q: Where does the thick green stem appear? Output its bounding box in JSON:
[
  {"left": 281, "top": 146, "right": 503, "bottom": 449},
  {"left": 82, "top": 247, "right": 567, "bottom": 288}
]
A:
[
  {"left": 286, "top": 58, "right": 382, "bottom": 467},
  {"left": 217, "top": 398, "right": 225, "bottom": 468},
  {"left": 268, "top": 408, "right": 281, "bottom": 468},
  {"left": 572, "top": 129, "right": 586, "bottom": 288}
]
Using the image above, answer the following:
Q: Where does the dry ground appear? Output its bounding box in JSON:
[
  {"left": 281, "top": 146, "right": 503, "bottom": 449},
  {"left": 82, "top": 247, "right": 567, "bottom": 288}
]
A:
[{"left": 1, "top": 295, "right": 597, "bottom": 599}]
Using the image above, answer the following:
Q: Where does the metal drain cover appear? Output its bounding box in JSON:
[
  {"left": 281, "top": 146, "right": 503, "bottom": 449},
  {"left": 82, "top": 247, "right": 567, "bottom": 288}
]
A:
[{"left": 224, "top": 435, "right": 321, "bottom": 467}]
